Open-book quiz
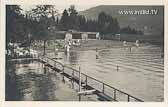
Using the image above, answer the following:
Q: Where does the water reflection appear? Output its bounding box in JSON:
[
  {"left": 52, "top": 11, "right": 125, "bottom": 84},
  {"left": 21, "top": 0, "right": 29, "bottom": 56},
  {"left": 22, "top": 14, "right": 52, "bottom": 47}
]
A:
[
  {"left": 6, "top": 60, "right": 60, "bottom": 101},
  {"left": 6, "top": 61, "right": 22, "bottom": 101},
  {"left": 65, "top": 50, "right": 79, "bottom": 65},
  {"left": 52, "top": 45, "right": 164, "bottom": 101},
  {"left": 6, "top": 44, "right": 164, "bottom": 101}
]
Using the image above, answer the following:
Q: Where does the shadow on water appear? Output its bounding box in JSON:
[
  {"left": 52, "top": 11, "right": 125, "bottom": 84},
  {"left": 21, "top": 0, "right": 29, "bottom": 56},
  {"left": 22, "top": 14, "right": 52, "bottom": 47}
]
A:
[
  {"left": 6, "top": 61, "right": 22, "bottom": 101},
  {"left": 6, "top": 59, "right": 59, "bottom": 101}
]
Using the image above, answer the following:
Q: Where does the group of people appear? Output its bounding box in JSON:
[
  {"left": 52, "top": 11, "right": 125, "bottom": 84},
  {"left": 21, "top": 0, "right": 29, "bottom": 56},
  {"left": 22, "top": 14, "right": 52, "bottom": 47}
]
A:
[
  {"left": 6, "top": 42, "right": 38, "bottom": 58},
  {"left": 123, "top": 40, "right": 139, "bottom": 47},
  {"left": 95, "top": 40, "right": 140, "bottom": 59},
  {"left": 123, "top": 40, "right": 140, "bottom": 52},
  {"left": 64, "top": 39, "right": 81, "bottom": 53}
]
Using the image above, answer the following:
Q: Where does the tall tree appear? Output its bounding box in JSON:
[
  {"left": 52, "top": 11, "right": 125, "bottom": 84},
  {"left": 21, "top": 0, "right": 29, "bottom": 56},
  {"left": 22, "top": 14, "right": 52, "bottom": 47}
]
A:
[
  {"left": 78, "top": 15, "right": 86, "bottom": 31},
  {"left": 60, "top": 9, "right": 69, "bottom": 30},
  {"left": 97, "top": 11, "right": 120, "bottom": 35},
  {"left": 6, "top": 5, "right": 27, "bottom": 43},
  {"left": 31, "top": 5, "right": 56, "bottom": 55},
  {"left": 68, "top": 5, "right": 79, "bottom": 30}
]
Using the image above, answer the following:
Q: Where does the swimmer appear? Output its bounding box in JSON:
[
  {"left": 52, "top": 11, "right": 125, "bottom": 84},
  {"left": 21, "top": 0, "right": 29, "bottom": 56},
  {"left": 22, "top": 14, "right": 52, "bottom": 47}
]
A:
[{"left": 96, "top": 48, "right": 99, "bottom": 59}]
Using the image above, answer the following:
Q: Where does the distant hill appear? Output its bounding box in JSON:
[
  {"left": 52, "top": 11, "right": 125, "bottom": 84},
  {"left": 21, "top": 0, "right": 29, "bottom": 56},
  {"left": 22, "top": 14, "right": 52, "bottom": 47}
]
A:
[{"left": 79, "top": 5, "right": 164, "bottom": 36}]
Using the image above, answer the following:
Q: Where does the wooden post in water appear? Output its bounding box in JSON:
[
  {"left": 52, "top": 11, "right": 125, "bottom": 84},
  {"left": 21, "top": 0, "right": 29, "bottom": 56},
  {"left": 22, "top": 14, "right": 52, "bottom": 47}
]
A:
[
  {"left": 62, "top": 65, "right": 65, "bottom": 83},
  {"left": 117, "top": 65, "right": 119, "bottom": 72},
  {"left": 54, "top": 61, "right": 56, "bottom": 68}
]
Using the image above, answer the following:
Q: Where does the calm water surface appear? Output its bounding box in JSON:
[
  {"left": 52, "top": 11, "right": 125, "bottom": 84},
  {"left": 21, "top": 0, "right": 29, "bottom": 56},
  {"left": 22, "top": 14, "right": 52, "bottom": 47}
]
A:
[
  {"left": 47, "top": 44, "right": 164, "bottom": 101},
  {"left": 6, "top": 43, "right": 164, "bottom": 101}
]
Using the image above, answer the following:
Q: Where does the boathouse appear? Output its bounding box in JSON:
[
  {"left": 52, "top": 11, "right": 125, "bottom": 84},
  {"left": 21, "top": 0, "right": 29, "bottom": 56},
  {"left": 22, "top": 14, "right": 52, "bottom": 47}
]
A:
[{"left": 54, "top": 30, "right": 100, "bottom": 41}]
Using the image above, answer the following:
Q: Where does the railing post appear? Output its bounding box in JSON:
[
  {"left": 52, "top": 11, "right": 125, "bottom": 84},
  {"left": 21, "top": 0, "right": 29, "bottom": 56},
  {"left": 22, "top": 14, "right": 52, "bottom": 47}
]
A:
[
  {"left": 62, "top": 65, "right": 65, "bottom": 82},
  {"left": 128, "top": 95, "right": 130, "bottom": 102},
  {"left": 79, "top": 67, "right": 81, "bottom": 92},
  {"left": 102, "top": 83, "right": 105, "bottom": 93},
  {"left": 85, "top": 75, "right": 87, "bottom": 90},
  {"left": 79, "top": 67, "right": 81, "bottom": 101},
  {"left": 114, "top": 89, "right": 116, "bottom": 101},
  {"left": 72, "top": 70, "right": 74, "bottom": 89}
]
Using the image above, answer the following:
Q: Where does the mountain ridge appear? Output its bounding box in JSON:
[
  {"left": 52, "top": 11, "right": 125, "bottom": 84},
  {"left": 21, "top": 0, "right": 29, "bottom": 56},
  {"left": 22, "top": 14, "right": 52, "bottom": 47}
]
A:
[{"left": 79, "top": 5, "right": 164, "bottom": 35}]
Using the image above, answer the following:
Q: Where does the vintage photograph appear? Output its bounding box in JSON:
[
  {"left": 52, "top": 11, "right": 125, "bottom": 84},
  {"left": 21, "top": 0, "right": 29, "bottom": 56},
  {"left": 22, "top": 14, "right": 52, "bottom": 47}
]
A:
[{"left": 5, "top": 5, "right": 164, "bottom": 102}]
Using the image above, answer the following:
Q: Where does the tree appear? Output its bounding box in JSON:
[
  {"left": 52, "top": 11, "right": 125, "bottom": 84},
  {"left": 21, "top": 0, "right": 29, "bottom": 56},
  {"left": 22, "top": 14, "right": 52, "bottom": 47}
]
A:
[
  {"left": 78, "top": 15, "right": 86, "bottom": 31},
  {"left": 6, "top": 5, "right": 26, "bottom": 43},
  {"left": 120, "top": 25, "right": 144, "bottom": 34},
  {"left": 97, "top": 11, "right": 120, "bottom": 35},
  {"left": 60, "top": 5, "right": 81, "bottom": 30},
  {"left": 68, "top": 5, "right": 80, "bottom": 30},
  {"left": 112, "top": 18, "right": 120, "bottom": 34},
  {"left": 60, "top": 9, "right": 69, "bottom": 30},
  {"left": 31, "top": 5, "right": 57, "bottom": 55}
]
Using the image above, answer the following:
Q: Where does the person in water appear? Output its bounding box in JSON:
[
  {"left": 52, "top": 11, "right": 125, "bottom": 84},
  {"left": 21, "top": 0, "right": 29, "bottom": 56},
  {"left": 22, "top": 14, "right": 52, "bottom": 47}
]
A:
[
  {"left": 96, "top": 48, "right": 99, "bottom": 59},
  {"left": 66, "top": 44, "right": 70, "bottom": 52},
  {"left": 135, "top": 40, "right": 139, "bottom": 48},
  {"left": 123, "top": 41, "right": 127, "bottom": 47},
  {"left": 129, "top": 46, "right": 132, "bottom": 52},
  {"left": 54, "top": 45, "right": 58, "bottom": 56}
]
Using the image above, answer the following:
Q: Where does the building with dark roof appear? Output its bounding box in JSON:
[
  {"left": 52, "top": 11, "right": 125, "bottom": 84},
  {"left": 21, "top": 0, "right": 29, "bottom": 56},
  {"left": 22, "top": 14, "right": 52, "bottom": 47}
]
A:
[{"left": 53, "top": 30, "right": 100, "bottom": 41}]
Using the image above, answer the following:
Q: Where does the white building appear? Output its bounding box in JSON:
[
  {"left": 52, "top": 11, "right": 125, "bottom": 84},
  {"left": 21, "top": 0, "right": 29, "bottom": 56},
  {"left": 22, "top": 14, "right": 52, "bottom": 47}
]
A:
[{"left": 55, "top": 31, "right": 100, "bottom": 41}]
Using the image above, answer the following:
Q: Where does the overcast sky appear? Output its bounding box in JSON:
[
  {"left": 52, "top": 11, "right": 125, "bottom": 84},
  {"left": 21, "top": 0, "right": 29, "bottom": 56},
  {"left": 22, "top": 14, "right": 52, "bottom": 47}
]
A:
[{"left": 20, "top": 4, "right": 96, "bottom": 14}]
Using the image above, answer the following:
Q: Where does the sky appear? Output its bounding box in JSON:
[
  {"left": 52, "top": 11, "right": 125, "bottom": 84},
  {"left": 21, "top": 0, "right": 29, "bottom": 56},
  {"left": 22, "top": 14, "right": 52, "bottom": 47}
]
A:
[{"left": 20, "top": 4, "right": 96, "bottom": 14}]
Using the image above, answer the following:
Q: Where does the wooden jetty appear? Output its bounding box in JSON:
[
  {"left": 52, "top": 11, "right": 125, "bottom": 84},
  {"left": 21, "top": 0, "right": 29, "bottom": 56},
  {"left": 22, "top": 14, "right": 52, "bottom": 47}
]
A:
[{"left": 37, "top": 55, "right": 144, "bottom": 102}]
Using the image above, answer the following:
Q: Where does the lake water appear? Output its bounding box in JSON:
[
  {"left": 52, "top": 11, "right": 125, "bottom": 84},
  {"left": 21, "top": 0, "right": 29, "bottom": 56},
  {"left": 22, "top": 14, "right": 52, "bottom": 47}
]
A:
[
  {"left": 47, "top": 44, "right": 164, "bottom": 101},
  {"left": 6, "top": 40, "right": 164, "bottom": 101}
]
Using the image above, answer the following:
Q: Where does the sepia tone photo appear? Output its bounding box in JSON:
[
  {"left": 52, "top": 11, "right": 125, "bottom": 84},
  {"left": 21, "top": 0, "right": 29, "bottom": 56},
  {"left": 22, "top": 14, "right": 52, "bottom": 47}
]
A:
[{"left": 5, "top": 5, "right": 164, "bottom": 102}]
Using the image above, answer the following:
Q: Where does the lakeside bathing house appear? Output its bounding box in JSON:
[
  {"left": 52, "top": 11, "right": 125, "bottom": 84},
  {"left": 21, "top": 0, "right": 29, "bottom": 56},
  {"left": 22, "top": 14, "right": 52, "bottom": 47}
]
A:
[{"left": 53, "top": 30, "right": 100, "bottom": 41}]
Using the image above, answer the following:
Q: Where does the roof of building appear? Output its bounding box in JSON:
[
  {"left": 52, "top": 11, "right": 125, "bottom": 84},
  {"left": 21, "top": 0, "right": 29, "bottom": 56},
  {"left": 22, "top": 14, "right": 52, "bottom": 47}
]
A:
[{"left": 55, "top": 30, "right": 99, "bottom": 35}]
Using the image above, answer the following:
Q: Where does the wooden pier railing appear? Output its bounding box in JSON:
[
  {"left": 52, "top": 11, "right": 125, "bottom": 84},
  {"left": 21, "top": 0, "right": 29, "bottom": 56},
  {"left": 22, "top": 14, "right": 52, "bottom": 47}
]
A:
[{"left": 38, "top": 55, "right": 144, "bottom": 102}]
